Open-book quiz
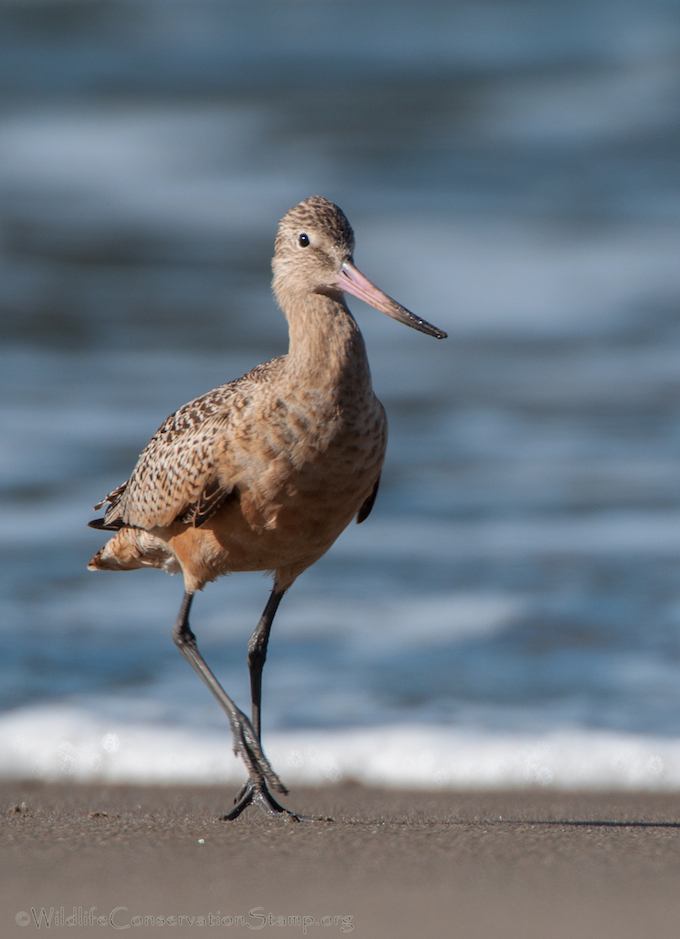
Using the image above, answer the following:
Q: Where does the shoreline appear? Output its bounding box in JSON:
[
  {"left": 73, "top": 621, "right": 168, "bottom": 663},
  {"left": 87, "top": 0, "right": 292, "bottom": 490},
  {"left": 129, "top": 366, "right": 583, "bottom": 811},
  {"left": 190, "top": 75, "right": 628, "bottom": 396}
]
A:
[{"left": 2, "top": 782, "right": 680, "bottom": 937}]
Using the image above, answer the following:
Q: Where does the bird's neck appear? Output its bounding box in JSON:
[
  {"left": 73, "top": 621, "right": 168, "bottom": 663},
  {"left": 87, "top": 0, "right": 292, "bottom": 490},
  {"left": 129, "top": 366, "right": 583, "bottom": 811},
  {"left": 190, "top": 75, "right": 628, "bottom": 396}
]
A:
[{"left": 284, "top": 294, "right": 372, "bottom": 401}]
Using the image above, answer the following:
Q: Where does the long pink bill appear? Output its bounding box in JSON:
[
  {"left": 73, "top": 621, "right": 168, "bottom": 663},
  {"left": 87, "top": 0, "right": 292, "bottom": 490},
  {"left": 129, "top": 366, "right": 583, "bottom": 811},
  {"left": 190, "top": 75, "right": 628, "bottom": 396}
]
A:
[{"left": 333, "top": 261, "right": 447, "bottom": 339}]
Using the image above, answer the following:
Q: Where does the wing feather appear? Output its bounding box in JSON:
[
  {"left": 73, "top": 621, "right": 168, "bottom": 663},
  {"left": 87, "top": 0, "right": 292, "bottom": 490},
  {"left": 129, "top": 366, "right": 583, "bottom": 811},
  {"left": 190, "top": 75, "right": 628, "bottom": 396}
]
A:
[
  {"left": 357, "top": 473, "right": 380, "bottom": 524},
  {"left": 90, "top": 358, "right": 283, "bottom": 532}
]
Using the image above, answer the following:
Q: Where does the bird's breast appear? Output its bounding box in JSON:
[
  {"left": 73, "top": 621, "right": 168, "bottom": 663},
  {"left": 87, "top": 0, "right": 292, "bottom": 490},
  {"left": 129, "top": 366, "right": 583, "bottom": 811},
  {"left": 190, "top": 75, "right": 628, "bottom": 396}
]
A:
[{"left": 207, "top": 389, "right": 386, "bottom": 552}]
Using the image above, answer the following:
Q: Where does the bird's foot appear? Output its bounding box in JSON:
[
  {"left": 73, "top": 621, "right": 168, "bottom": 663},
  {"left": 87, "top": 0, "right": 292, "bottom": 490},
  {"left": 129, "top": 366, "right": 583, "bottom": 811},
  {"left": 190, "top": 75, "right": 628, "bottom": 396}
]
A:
[
  {"left": 222, "top": 780, "right": 333, "bottom": 823},
  {"left": 222, "top": 779, "right": 296, "bottom": 821},
  {"left": 228, "top": 711, "right": 287, "bottom": 796},
  {"left": 225, "top": 713, "right": 332, "bottom": 821}
]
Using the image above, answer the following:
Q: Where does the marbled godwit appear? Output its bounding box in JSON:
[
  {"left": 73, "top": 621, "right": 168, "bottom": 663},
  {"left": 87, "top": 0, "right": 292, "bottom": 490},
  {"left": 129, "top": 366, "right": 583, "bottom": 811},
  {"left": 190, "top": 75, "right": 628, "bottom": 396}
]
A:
[{"left": 88, "top": 196, "right": 446, "bottom": 819}]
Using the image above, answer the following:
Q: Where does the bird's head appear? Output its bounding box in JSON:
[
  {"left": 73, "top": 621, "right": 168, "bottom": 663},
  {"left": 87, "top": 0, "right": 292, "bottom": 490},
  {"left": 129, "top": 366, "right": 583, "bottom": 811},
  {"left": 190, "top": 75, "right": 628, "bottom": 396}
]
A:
[{"left": 272, "top": 196, "right": 446, "bottom": 339}]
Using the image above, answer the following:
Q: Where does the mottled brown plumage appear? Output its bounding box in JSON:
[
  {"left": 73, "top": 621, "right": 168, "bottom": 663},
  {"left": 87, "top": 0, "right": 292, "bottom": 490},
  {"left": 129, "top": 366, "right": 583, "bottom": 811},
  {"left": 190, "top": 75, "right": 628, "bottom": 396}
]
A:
[{"left": 87, "top": 196, "right": 445, "bottom": 819}]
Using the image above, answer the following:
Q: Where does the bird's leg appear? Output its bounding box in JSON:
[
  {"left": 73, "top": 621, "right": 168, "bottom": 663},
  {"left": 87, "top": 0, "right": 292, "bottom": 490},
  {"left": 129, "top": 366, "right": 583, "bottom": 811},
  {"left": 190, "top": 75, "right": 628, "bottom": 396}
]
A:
[
  {"left": 248, "top": 587, "right": 286, "bottom": 741},
  {"left": 230, "top": 587, "right": 333, "bottom": 823},
  {"left": 228, "top": 587, "right": 300, "bottom": 819},
  {"left": 171, "top": 591, "right": 290, "bottom": 818}
]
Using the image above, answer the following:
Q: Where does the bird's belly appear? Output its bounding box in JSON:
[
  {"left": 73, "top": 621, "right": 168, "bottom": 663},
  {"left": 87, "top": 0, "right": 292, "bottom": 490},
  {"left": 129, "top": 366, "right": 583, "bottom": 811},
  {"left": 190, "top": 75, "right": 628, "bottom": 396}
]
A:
[{"left": 168, "top": 425, "right": 385, "bottom": 591}]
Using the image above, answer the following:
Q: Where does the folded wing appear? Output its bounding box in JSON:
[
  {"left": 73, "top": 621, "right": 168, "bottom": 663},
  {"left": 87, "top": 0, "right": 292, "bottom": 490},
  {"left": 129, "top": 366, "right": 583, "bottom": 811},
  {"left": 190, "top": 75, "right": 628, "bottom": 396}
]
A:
[{"left": 89, "top": 384, "right": 241, "bottom": 533}]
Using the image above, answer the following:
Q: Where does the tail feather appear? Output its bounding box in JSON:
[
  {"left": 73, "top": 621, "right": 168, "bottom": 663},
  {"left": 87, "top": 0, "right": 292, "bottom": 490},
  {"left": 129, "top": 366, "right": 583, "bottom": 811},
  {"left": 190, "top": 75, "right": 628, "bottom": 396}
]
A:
[{"left": 88, "top": 528, "right": 181, "bottom": 575}]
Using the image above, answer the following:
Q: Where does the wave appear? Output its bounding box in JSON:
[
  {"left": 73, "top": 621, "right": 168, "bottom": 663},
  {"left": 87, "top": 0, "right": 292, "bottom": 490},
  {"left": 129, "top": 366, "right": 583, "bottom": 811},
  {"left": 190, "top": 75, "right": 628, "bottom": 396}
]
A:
[{"left": 2, "top": 704, "right": 679, "bottom": 791}]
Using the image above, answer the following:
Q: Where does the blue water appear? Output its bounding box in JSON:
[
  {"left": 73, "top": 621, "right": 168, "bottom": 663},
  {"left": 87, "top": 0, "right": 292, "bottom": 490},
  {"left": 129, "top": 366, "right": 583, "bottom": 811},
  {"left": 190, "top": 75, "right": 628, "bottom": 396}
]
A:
[{"left": 2, "top": 0, "right": 680, "bottom": 786}]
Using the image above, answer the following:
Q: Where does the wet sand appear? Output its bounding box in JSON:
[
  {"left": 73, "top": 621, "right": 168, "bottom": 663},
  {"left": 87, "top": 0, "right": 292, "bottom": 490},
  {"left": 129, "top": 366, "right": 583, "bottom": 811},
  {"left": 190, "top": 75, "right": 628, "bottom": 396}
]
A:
[{"left": 2, "top": 782, "right": 680, "bottom": 938}]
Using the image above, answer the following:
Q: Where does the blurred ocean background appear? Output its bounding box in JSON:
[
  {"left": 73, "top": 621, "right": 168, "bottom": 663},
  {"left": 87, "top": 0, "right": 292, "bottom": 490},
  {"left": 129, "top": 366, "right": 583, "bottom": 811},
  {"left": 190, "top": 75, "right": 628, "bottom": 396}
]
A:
[{"left": 3, "top": 0, "right": 680, "bottom": 791}]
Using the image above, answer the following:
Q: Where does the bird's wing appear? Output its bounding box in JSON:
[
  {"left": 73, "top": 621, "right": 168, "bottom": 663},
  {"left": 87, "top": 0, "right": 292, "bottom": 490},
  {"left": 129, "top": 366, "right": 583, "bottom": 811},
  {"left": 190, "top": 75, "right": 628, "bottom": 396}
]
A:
[
  {"left": 89, "top": 359, "right": 282, "bottom": 532},
  {"left": 91, "top": 393, "right": 234, "bottom": 531},
  {"left": 356, "top": 472, "right": 381, "bottom": 524}
]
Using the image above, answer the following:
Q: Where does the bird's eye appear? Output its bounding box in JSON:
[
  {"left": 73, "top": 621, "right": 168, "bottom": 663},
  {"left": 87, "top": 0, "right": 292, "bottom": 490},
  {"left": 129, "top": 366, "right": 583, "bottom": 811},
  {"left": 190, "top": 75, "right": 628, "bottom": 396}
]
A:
[{"left": 298, "top": 233, "right": 310, "bottom": 247}]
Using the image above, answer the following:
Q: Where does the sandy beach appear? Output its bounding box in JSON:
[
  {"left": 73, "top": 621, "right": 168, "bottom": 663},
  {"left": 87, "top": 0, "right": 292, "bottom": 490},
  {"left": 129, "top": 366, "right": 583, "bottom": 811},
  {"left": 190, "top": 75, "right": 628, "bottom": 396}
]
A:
[{"left": 1, "top": 782, "right": 680, "bottom": 938}]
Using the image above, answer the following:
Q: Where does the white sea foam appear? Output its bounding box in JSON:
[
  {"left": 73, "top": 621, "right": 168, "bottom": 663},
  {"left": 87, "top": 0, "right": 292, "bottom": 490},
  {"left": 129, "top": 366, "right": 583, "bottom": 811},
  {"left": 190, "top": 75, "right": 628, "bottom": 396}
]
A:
[{"left": 1, "top": 705, "right": 679, "bottom": 792}]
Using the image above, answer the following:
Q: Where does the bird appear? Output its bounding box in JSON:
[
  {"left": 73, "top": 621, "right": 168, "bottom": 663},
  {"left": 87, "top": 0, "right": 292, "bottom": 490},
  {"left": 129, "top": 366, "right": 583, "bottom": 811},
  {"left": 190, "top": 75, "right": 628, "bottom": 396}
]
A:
[{"left": 88, "top": 196, "right": 446, "bottom": 820}]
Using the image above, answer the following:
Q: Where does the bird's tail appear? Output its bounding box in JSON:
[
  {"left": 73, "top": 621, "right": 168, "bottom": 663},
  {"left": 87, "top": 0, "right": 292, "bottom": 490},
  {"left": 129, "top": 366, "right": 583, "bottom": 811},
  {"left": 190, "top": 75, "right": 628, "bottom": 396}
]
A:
[{"left": 88, "top": 527, "right": 181, "bottom": 575}]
